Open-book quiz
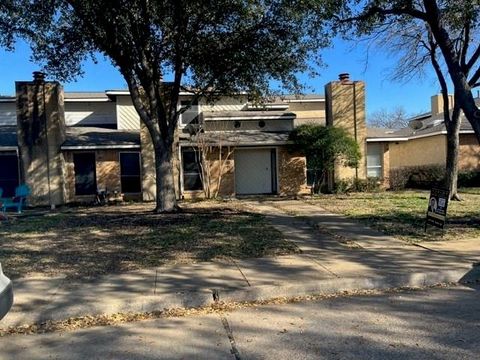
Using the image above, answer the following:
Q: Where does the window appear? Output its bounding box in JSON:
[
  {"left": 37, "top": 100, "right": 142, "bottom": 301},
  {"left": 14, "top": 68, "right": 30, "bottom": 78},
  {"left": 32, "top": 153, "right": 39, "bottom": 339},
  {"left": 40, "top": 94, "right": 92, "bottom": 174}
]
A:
[
  {"left": 179, "top": 100, "right": 199, "bottom": 126},
  {"left": 182, "top": 148, "right": 202, "bottom": 191},
  {"left": 74, "top": 153, "right": 97, "bottom": 195},
  {"left": 367, "top": 143, "right": 383, "bottom": 178},
  {"left": 0, "top": 153, "right": 19, "bottom": 197},
  {"left": 120, "top": 152, "right": 141, "bottom": 193}
]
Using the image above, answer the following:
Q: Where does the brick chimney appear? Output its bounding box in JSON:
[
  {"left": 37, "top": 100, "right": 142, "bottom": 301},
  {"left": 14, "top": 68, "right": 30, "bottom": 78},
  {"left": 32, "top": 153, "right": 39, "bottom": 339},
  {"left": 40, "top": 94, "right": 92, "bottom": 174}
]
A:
[
  {"left": 16, "top": 72, "right": 67, "bottom": 206},
  {"left": 431, "top": 94, "right": 454, "bottom": 116},
  {"left": 325, "top": 74, "right": 367, "bottom": 186}
]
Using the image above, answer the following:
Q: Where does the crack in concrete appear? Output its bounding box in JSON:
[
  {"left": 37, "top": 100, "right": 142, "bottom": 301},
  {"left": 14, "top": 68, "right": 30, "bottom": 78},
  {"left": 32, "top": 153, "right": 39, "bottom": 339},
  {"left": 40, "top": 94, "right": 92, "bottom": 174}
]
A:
[
  {"left": 230, "top": 259, "right": 251, "bottom": 287},
  {"left": 220, "top": 315, "right": 242, "bottom": 360}
]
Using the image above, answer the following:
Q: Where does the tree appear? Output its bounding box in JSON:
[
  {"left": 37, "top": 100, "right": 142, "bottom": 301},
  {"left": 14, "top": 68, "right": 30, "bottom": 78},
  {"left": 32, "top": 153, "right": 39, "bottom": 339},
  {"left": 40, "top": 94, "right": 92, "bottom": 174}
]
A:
[
  {"left": 368, "top": 106, "right": 410, "bottom": 129},
  {"left": 189, "top": 122, "right": 238, "bottom": 199},
  {"left": 289, "top": 124, "right": 361, "bottom": 194},
  {"left": 329, "top": 1, "right": 480, "bottom": 200},
  {"left": 332, "top": 0, "right": 480, "bottom": 144},
  {"left": 24, "top": 0, "right": 330, "bottom": 212}
]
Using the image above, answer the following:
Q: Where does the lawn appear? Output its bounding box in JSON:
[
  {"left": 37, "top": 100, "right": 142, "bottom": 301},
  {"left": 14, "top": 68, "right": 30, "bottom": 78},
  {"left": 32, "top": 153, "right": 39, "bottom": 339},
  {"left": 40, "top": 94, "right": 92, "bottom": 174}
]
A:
[
  {"left": 306, "top": 189, "right": 480, "bottom": 243},
  {"left": 0, "top": 203, "right": 297, "bottom": 280}
]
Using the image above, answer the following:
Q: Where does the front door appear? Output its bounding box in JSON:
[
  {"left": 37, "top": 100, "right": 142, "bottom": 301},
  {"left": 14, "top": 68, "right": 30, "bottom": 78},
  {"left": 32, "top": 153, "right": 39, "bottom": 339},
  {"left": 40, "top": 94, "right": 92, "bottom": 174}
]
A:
[{"left": 235, "top": 149, "right": 276, "bottom": 195}]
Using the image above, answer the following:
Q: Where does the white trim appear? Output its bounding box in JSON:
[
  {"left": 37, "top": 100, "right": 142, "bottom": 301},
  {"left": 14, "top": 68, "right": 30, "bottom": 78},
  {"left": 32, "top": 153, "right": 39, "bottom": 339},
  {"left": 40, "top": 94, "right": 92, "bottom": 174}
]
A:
[
  {"left": 283, "top": 98, "right": 325, "bottom": 103},
  {"left": 62, "top": 144, "right": 140, "bottom": 150},
  {"left": 0, "top": 98, "right": 14, "bottom": 103},
  {"left": 0, "top": 146, "right": 18, "bottom": 151},
  {"left": 366, "top": 137, "right": 408, "bottom": 142},
  {"left": 65, "top": 98, "right": 111, "bottom": 103},
  {"left": 366, "top": 129, "right": 475, "bottom": 142}
]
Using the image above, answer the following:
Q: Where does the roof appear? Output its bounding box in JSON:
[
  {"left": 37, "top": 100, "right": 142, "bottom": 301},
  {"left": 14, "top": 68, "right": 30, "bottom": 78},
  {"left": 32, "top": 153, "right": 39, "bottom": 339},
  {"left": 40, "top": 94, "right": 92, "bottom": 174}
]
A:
[
  {"left": 367, "top": 100, "right": 478, "bottom": 142},
  {"left": 0, "top": 126, "right": 17, "bottom": 149},
  {"left": 180, "top": 130, "right": 291, "bottom": 146},
  {"left": 61, "top": 127, "right": 140, "bottom": 150}
]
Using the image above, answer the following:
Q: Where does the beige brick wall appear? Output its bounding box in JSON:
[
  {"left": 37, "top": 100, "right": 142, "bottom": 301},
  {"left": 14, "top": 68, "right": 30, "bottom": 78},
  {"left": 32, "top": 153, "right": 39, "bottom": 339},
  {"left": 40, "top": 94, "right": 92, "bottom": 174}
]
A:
[
  {"left": 325, "top": 80, "right": 367, "bottom": 182},
  {"left": 181, "top": 147, "right": 235, "bottom": 199},
  {"left": 278, "top": 147, "right": 309, "bottom": 196},
  {"left": 389, "top": 135, "right": 447, "bottom": 169},
  {"left": 382, "top": 142, "right": 390, "bottom": 188},
  {"left": 64, "top": 150, "right": 122, "bottom": 203},
  {"left": 459, "top": 134, "right": 480, "bottom": 171}
]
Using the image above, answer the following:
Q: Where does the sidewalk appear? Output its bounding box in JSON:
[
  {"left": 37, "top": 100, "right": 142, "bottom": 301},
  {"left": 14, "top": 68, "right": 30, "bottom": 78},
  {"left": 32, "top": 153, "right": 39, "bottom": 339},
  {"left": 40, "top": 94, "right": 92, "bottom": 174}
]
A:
[{"left": 2, "top": 199, "right": 479, "bottom": 329}]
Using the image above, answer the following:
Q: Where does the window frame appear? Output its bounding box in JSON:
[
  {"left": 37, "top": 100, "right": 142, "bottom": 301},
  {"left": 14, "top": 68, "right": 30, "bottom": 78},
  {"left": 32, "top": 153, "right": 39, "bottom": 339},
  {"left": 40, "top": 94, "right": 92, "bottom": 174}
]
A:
[
  {"left": 73, "top": 152, "right": 97, "bottom": 196},
  {"left": 119, "top": 151, "right": 142, "bottom": 194},
  {"left": 0, "top": 151, "right": 20, "bottom": 197},
  {"left": 181, "top": 147, "right": 203, "bottom": 192},
  {"left": 366, "top": 143, "right": 384, "bottom": 179}
]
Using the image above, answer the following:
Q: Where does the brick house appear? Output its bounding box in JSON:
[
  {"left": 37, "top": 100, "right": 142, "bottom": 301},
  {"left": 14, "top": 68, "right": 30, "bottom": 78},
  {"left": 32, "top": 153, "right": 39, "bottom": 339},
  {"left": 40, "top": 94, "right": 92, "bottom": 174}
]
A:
[
  {"left": 366, "top": 95, "right": 480, "bottom": 188},
  {"left": 0, "top": 73, "right": 368, "bottom": 206}
]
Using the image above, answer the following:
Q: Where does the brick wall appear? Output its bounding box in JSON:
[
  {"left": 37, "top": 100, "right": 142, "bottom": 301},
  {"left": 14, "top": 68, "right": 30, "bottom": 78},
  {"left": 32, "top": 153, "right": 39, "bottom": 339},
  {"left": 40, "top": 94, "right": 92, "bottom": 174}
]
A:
[
  {"left": 64, "top": 150, "right": 122, "bottom": 203},
  {"left": 278, "top": 147, "right": 309, "bottom": 196}
]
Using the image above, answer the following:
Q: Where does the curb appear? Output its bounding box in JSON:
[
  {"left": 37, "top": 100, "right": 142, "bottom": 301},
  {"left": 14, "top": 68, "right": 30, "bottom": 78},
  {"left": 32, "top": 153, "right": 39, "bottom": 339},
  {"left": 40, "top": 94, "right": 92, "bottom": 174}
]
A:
[
  {"left": 213, "top": 267, "right": 477, "bottom": 303},
  {"left": 2, "top": 267, "right": 477, "bottom": 328}
]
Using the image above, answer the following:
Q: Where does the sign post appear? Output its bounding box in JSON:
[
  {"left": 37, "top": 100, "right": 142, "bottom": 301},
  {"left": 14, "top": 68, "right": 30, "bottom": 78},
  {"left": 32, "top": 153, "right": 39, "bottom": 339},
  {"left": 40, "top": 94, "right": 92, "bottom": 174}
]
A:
[{"left": 425, "top": 187, "right": 450, "bottom": 231}]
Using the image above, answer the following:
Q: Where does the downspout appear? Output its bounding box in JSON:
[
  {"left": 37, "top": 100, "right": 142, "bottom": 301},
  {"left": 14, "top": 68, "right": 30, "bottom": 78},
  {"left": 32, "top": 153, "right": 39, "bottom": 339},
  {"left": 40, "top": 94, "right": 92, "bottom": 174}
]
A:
[{"left": 352, "top": 82, "right": 358, "bottom": 181}]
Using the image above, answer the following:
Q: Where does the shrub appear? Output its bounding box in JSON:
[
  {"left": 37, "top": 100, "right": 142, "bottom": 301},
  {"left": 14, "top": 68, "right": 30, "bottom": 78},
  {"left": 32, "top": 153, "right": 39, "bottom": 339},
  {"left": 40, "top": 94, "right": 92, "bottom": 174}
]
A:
[
  {"left": 389, "top": 165, "right": 445, "bottom": 190},
  {"left": 333, "top": 177, "right": 381, "bottom": 194},
  {"left": 458, "top": 171, "right": 480, "bottom": 187}
]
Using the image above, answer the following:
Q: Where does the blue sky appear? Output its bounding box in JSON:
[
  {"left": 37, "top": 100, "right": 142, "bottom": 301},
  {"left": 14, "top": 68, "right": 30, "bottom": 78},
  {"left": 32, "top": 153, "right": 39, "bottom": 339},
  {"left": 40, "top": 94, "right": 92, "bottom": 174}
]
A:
[{"left": 0, "top": 38, "right": 443, "bottom": 117}]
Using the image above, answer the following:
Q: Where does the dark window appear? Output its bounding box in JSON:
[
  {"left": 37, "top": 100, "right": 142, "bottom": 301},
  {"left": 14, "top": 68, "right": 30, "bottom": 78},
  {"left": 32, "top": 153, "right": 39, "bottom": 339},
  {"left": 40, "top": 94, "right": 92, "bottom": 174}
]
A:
[
  {"left": 120, "top": 152, "right": 141, "bottom": 193},
  {"left": 0, "top": 153, "right": 19, "bottom": 197},
  {"left": 182, "top": 148, "right": 202, "bottom": 191},
  {"left": 74, "top": 153, "right": 96, "bottom": 195}
]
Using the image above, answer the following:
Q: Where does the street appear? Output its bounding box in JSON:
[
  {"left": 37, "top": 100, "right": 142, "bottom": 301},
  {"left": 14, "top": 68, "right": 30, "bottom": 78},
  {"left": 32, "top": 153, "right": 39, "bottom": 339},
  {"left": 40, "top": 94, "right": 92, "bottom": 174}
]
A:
[{"left": 1, "top": 285, "right": 479, "bottom": 360}]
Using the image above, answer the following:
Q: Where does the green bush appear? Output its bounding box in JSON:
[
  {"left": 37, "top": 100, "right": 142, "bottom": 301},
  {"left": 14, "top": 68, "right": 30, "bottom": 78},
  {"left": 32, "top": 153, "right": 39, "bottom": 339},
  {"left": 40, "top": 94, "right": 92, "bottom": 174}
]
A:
[
  {"left": 458, "top": 171, "right": 480, "bottom": 187},
  {"left": 334, "top": 177, "right": 381, "bottom": 194},
  {"left": 389, "top": 165, "right": 445, "bottom": 190}
]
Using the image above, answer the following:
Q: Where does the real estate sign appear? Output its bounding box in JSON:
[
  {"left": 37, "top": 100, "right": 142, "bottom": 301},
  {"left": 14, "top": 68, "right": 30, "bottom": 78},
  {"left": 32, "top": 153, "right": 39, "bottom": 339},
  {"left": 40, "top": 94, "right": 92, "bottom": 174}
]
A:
[{"left": 425, "top": 187, "right": 450, "bottom": 230}]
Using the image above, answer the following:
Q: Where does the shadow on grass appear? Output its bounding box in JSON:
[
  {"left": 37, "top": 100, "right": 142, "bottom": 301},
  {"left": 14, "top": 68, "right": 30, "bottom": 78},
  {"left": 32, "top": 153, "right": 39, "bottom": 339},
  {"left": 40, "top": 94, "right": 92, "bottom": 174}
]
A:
[{"left": 0, "top": 206, "right": 298, "bottom": 280}]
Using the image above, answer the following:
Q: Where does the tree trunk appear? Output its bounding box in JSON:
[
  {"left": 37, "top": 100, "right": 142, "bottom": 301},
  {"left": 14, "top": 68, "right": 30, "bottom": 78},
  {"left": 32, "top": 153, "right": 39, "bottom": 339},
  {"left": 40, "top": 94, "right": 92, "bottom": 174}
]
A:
[
  {"left": 154, "top": 144, "right": 178, "bottom": 213},
  {"left": 444, "top": 104, "right": 462, "bottom": 201}
]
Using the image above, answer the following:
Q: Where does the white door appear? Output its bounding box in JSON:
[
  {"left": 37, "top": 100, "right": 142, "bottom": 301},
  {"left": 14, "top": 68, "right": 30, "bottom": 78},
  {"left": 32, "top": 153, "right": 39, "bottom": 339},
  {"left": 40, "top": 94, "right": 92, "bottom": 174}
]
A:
[{"left": 235, "top": 149, "right": 274, "bottom": 195}]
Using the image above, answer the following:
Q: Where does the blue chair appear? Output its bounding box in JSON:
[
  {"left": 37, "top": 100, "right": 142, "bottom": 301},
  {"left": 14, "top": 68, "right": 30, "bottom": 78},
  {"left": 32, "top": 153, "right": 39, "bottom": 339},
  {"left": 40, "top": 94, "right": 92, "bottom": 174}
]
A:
[{"left": 1, "top": 185, "right": 31, "bottom": 214}]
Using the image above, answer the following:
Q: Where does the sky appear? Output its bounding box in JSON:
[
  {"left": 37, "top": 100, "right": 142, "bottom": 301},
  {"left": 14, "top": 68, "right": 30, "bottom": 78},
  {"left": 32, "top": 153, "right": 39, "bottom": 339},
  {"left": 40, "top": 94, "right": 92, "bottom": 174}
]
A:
[{"left": 0, "top": 38, "right": 445, "bottom": 118}]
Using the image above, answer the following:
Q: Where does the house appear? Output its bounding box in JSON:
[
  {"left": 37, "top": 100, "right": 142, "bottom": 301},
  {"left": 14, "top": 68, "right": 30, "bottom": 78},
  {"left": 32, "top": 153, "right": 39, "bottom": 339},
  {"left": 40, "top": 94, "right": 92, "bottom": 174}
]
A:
[
  {"left": 366, "top": 94, "right": 480, "bottom": 188},
  {"left": 0, "top": 72, "right": 368, "bottom": 206}
]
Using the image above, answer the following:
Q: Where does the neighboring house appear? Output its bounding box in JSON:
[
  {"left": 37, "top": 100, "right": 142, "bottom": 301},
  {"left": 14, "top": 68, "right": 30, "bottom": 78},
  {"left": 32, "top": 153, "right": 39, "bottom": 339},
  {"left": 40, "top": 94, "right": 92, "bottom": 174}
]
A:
[
  {"left": 366, "top": 95, "right": 480, "bottom": 188},
  {"left": 0, "top": 72, "right": 368, "bottom": 206}
]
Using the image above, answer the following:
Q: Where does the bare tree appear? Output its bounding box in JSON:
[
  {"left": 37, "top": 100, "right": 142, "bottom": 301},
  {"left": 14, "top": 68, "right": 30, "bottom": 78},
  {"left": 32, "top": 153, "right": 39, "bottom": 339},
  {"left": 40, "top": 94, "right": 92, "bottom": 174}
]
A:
[
  {"left": 190, "top": 121, "right": 237, "bottom": 199},
  {"left": 368, "top": 107, "right": 410, "bottom": 129},
  {"left": 331, "top": 2, "right": 478, "bottom": 200},
  {"left": 332, "top": 0, "right": 480, "bottom": 144}
]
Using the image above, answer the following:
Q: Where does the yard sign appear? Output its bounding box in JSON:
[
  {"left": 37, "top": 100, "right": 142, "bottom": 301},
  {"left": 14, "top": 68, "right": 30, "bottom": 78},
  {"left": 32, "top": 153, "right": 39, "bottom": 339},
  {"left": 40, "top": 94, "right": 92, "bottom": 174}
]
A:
[{"left": 425, "top": 187, "right": 450, "bottom": 230}]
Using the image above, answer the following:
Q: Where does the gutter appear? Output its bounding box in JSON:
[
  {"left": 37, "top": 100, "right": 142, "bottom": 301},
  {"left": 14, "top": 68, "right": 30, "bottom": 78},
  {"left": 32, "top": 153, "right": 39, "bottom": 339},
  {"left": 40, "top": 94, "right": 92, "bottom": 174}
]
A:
[
  {"left": 366, "top": 129, "right": 475, "bottom": 142},
  {"left": 61, "top": 144, "right": 141, "bottom": 150}
]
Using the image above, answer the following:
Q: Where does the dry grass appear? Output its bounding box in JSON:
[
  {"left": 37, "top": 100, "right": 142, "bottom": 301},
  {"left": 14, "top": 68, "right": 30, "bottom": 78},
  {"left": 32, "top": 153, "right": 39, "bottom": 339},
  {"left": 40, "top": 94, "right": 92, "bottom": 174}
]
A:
[
  {"left": 0, "top": 203, "right": 298, "bottom": 280},
  {"left": 307, "top": 189, "right": 480, "bottom": 243}
]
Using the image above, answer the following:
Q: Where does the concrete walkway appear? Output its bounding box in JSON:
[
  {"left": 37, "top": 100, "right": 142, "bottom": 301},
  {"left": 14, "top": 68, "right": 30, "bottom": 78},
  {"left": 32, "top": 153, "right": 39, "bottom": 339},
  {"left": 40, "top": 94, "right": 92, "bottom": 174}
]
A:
[{"left": 2, "top": 199, "right": 479, "bottom": 329}]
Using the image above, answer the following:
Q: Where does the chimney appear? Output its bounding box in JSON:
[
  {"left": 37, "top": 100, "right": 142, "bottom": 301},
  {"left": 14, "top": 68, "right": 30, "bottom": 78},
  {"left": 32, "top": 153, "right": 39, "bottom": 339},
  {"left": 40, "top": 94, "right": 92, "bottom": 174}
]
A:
[
  {"left": 339, "top": 73, "right": 350, "bottom": 83},
  {"left": 431, "top": 94, "right": 454, "bottom": 116},
  {"left": 16, "top": 74, "right": 67, "bottom": 206},
  {"left": 324, "top": 75, "right": 367, "bottom": 188}
]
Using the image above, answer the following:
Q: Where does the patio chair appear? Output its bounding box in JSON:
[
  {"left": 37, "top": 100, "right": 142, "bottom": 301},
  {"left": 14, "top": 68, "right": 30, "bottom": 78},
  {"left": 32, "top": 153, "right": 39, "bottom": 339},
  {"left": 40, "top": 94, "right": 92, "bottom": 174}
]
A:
[{"left": 1, "top": 184, "right": 31, "bottom": 214}]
